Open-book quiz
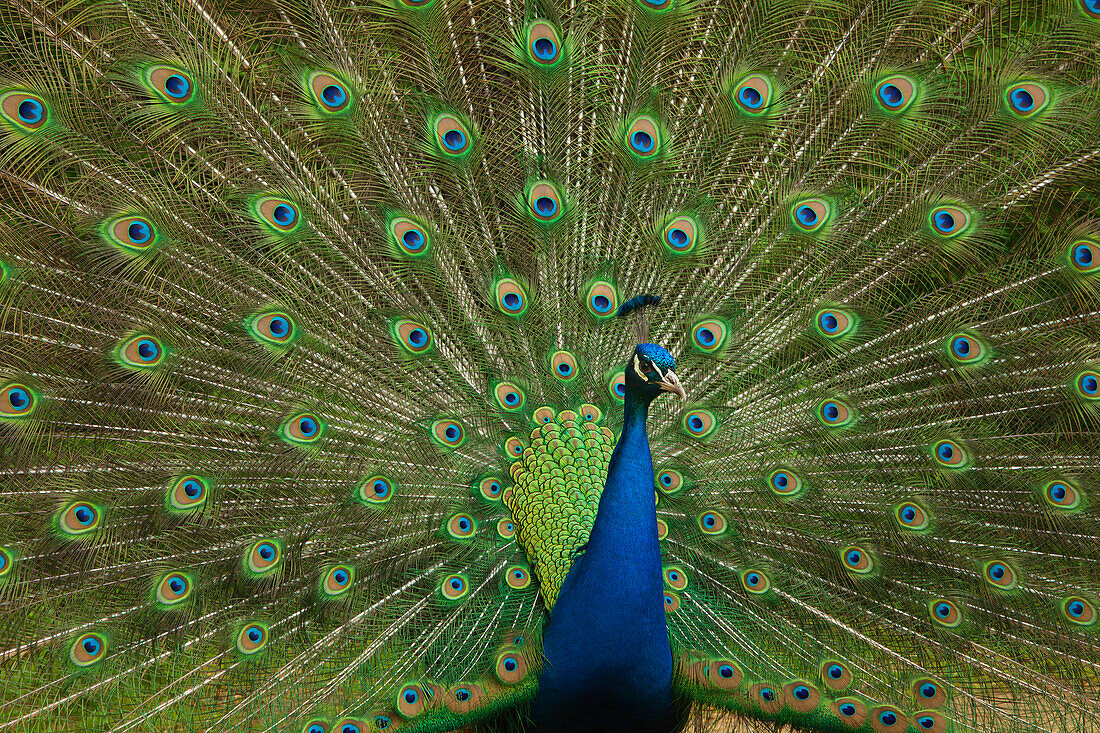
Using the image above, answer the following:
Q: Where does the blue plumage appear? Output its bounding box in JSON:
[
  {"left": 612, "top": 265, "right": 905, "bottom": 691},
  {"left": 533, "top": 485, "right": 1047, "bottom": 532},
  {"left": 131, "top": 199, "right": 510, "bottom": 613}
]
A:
[{"left": 536, "top": 343, "right": 683, "bottom": 731}]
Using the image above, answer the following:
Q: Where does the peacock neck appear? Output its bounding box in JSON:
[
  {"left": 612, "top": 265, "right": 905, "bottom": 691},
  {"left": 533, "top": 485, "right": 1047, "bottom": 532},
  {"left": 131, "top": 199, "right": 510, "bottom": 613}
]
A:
[
  {"left": 586, "top": 392, "right": 660, "bottom": 557},
  {"left": 534, "top": 389, "right": 675, "bottom": 731}
]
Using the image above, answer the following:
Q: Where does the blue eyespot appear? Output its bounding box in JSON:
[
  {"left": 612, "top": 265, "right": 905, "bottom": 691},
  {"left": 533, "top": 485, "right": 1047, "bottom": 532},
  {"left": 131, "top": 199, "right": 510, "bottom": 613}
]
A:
[
  {"left": 168, "top": 576, "right": 185, "bottom": 593},
  {"left": 128, "top": 220, "right": 151, "bottom": 244},
  {"left": 918, "top": 716, "right": 935, "bottom": 729},
  {"left": 535, "top": 196, "right": 557, "bottom": 217},
  {"left": 273, "top": 205, "right": 296, "bottom": 226},
  {"left": 258, "top": 543, "right": 275, "bottom": 560},
  {"left": 83, "top": 637, "right": 101, "bottom": 655},
  {"left": 935, "top": 602, "right": 951, "bottom": 617},
  {"left": 934, "top": 210, "right": 955, "bottom": 233},
  {"left": 1075, "top": 243, "right": 1095, "bottom": 268},
  {"left": 333, "top": 569, "right": 348, "bottom": 584},
  {"left": 828, "top": 665, "right": 843, "bottom": 679},
  {"left": 747, "top": 572, "right": 759, "bottom": 585},
  {"left": 739, "top": 86, "right": 762, "bottom": 109},
  {"left": 903, "top": 507, "right": 916, "bottom": 521},
  {"left": 1011, "top": 88, "right": 1034, "bottom": 112},
  {"left": 591, "top": 294, "right": 612, "bottom": 314},
  {"left": 502, "top": 293, "right": 524, "bottom": 313},
  {"left": 248, "top": 627, "right": 262, "bottom": 642},
  {"left": 879, "top": 711, "right": 897, "bottom": 726},
  {"left": 718, "top": 664, "right": 735, "bottom": 678},
  {"left": 839, "top": 703, "right": 856, "bottom": 716},
  {"left": 445, "top": 425, "right": 458, "bottom": 440},
  {"left": 533, "top": 37, "right": 556, "bottom": 60},
  {"left": 451, "top": 577, "right": 464, "bottom": 591},
  {"left": 442, "top": 129, "right": 466, "bottom": 151},
  {"left": 759, "top": 687, "right": 775, "bottom": 701},
  {"left": 1081, "top": 373, "right": 1098, "bottom": 395},
  {"left": 373, "top": 716, "right": 391, "bottom": 730},
  {"left": 268, "top": 317, "right": 288, "bottom": 337},
  {"left": 373, "top": 479, "right": 390, "bottom": 498},
  {"left": 989, "top": 563, "right": 1005, "bottom": 579},
  {"left": 793, "top": 685, "right": 810, "bottom": 700},
  {"left": 846, "top": 550, "right": 861, "bottom": 565},
  {"left": 182, "top": 479, "right": 203, "bottom": 498},
  {"left": 8, "top": 388, "right": 29, "bottom": 410},
  {"left": 308, "top": 725, "right": 325, "bottom": 733},
  {"left": 299, "top": 417, "right": 317, "bottom": 437},
  {"left": 952, "top": 337, "right": 970, "bottom": 358},
  {"left": 341, "top": 724, "right": 359, "bottom": 733},
  {"left": 136, "top": 339, "right": 159, "bottom": 362},
  {"left": 921, "top": 683, "right": 937, "bottom": 698},
  {"left": 504, "top": 657, "right": 517, "bottom": 671},
  {"left": 404, "top": 689, "right": 418, "bottom": 704},
  {"left": 820, "top": 312, "right": 838, "bottom": 332},
  {"left": 557, "top": 362, "right": 572, "bottom": 376},
  {"left": 667, "top": 227, "right": 688, "bottom": 246},
  {"left": 403, "top": 229, "right": 424, "bottom": 250},
  {"left": 18, "top": 98, "right": 43, "bottom": 123},
  {"left": 15, "top": 98, "right": 43, "bottom": 125},
  {"left": 938, "top": 443, "right": 953, "bottom": 461},
  {"left": 455, "top": 687, "right": 471, "bottom": 701},
  {"left": 75, "top": 505, "right": 94, "bottom": 525},
  {"left": 321, "top": 84, "right": 346, "bottom": 107},
  {"left": 631, "top": 130, "right": 654, "bottom": 153},
  {"left": 164, "top": 74, "right": 190, "bottom": 98},
  {"left": 792, "top": 199, "right": 832, "bottom": 233},
  {"left": 878, "top": 83, "right": 903, "bottom": 107},
  {"left": 818, "top": 396, "right": 858, "bottom": 424},
  {"left": 695, "top": 326, "right": 715, "bottom": 347}
]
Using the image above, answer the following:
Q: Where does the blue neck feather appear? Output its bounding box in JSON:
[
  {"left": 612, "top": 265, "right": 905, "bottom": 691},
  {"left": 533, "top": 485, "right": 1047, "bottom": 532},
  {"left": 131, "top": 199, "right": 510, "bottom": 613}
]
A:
[{"left": 534, "top": 391, "right": 674, "bottom": 731}]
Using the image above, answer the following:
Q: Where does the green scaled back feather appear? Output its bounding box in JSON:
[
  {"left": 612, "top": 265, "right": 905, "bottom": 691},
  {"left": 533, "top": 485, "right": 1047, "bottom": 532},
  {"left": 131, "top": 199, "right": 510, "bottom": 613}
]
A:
[{"left": 0, "top": 0, "right": 1099, "bottom": 731}]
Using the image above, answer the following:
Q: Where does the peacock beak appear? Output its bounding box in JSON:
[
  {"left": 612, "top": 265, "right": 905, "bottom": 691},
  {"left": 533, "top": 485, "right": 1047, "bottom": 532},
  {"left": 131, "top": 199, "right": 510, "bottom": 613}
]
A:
[{"left": 657, "top": 369, "right": 686, "bottom": 399}]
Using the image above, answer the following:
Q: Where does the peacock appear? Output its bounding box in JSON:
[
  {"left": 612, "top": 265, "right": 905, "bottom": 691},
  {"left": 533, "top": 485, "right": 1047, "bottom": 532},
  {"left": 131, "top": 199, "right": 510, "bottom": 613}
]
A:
[{"left": 2, "top": 0, "right": 1100, "bottom": 731}]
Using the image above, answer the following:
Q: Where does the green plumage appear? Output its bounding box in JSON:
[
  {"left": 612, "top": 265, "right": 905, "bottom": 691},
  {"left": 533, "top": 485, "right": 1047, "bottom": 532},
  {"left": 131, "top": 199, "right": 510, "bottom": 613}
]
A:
[{"left": 0, "top": 0, "right": 1099, "bottom": 731}]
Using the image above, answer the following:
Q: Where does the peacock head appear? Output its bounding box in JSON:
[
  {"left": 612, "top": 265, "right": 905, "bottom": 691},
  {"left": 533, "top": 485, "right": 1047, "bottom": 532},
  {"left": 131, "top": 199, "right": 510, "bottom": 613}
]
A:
[{"left": 626, "top": 343, "right": 686, "bottom": 401}]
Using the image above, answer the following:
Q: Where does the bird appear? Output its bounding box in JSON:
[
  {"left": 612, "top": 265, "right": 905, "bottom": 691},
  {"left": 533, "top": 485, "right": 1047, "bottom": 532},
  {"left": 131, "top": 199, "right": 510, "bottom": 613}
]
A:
[{"left": 0, "top": 0, "right": 1099, "bottom": 731}]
